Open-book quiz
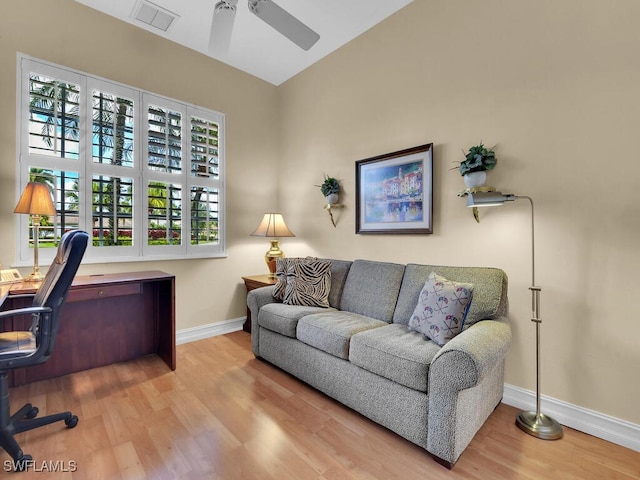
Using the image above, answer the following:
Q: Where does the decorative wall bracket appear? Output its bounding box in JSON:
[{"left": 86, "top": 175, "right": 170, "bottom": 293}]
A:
[
  {"left": 323, "top": 203, "right": 343, "bottom": 227},
  {"left": 457, "top": 186, "right": 496, "bottom": 222}
]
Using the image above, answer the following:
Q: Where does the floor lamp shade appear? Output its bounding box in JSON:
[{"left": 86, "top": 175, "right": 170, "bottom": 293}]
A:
[
  {"left": 466, "top": 192, "right": 563, "bottom": 440},
  {"left": 14, "top": 182, "right": 56, "bottom": 282},
  {"left": 250, "top": 213, "right": 295, "bottom": 278}
]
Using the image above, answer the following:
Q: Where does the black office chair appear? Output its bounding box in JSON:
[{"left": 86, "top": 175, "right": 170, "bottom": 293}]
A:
[{"left": 0, "top": 230, "right": 88, "bottom": 471}]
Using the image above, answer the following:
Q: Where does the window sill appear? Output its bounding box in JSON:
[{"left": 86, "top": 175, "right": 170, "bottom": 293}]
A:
[{"left": 12, "top": 252, "right": 228, "bottom": 268}]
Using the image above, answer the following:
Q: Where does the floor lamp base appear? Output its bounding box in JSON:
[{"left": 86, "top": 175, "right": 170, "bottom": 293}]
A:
[{"left": 516, "top": 411, "right": 563, "bottom": 440}]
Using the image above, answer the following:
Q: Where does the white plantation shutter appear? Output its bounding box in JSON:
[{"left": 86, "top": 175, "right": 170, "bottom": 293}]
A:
[
  {"left": 190, "top": 115, "right": 219, "bottom": 179},
  {"left": 17, "top": 55, "right": 225, "bottom": 265},
  {"left": 147, "top": 104, "right": 182, "bottom": 174},
  {"left": 28, "top": 74, "right": 81, "bottom": 159},
  {"left": 91, "top": 90, "right": 135, "bottom": 168},
  {"left": 188, "top": 113, "right": 222, "bottom": 248}
]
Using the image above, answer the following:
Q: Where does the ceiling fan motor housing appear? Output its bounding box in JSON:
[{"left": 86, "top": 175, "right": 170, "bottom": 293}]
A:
[{"left": 215, "top": 0, "right": 238, "bottom": 14}]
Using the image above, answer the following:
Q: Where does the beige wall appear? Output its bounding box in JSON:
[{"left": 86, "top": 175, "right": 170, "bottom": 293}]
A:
[
  {"left": 2, "top": 0, "right": 639, "bottom": 429},
  {"left": 0, "top": 0, "right": 280, "bottom": 329},
  {"left": 278, "top": 0, "right": 640, "bottom": 425}
]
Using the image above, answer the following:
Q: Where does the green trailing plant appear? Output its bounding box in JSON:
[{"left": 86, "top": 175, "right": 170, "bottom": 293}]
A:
[
  {"left": 316, "top": 175, "right": 340, "bottom": 197},
  {"left": 456, "top": 143, "right": 497, "bottom": 176}
]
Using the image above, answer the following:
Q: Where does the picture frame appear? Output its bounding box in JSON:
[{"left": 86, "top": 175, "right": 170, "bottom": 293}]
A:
[{"left": 355, "top": 143, "right": 433, "bottom": 234}]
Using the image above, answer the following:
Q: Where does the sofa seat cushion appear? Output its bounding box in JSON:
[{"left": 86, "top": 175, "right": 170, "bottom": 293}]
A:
[
  {"left": 349, "top": 323, "right": 441, "bottom": 392},
  {"left": 258, "top": 303, "right": 336, "bottom": 338},
  {"left": 296, "top": 311, "right": 387, "bottom": 360}
]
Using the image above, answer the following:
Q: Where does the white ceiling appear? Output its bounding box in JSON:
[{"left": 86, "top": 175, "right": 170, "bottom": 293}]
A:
[{"left": 73, "top": 0, "right": 414, "bottom": 86}]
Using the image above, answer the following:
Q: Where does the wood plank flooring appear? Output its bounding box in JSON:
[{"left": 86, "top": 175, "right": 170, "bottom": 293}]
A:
[{"left": 2, "top": 331, "right": 639, "bottom": 479}]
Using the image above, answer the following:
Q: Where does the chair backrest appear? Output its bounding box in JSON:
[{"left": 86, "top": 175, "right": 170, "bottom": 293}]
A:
[{"left": 32, "top": 230, "right": 88, "bottom": 358}]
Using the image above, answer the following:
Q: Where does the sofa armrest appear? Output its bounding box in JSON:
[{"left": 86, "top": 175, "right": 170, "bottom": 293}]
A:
[
  {"left": 427, "top": 317, "right": 511, "bottom": 466},
  {"left": 247, "top": 285, "right": 278, "bottom": 356},
  {"left": 431, "top": 316, "right": 511, "bottom": 389}
]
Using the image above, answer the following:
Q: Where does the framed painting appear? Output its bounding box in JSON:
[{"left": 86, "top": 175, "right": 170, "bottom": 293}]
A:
[{"left": 355, "top": 143, "right": 433, "bottom": 234}]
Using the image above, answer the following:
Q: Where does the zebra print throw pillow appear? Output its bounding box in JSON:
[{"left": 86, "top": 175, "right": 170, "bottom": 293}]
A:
[
  {"left": 273, "top": 257, "right": 290, "bottom": 301},
  {"left": 273, "top": 257, "right": 319, "bottom": 301},
  {"left": 283, "top": 258, "right": 332, "bottom": 308}
]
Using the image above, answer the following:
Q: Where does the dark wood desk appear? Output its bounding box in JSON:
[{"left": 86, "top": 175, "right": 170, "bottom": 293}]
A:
[
  {"left": 241, "top": 274, "right": 277, "bottom": 332},
  {"left": 0, "top": 284, "right": 11, "bottom": 307},
  {"left": 0, "top": 271, "right": 175, "bottom": 386}
]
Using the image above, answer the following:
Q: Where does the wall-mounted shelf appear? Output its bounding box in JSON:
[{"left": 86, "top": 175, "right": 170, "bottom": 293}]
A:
[{"left": 457, "top": 186, "right": 496, "bottom": 223}]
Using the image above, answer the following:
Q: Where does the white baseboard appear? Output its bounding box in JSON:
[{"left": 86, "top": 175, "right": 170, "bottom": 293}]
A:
[
  {"left": 176, "top": 317, "right": 245, "bottom": 345},
  {"left": 503, "top": 384, "right": 640, "bottom": 452},
  {"left": 175, "top": 324, "right": 640, "bottom": 454}
]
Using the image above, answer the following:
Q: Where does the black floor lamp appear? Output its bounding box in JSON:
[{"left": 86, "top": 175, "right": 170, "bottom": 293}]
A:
[{"left": 467, "top": 191, "right": 563, "bottom": 440}]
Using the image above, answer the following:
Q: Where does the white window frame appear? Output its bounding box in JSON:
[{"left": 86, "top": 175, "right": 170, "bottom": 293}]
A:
[{"left": 15, "top": 55, "right": 226, "bottom": 265}]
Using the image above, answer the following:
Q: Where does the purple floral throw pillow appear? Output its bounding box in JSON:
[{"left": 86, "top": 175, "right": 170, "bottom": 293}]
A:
[{"left": 408, "top": 272, "right": 474, "bottom": 346}]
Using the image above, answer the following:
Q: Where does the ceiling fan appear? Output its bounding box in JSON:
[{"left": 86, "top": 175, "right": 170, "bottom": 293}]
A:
[{"left": 209, "top": 0, "right": 320, "bottom": 55}]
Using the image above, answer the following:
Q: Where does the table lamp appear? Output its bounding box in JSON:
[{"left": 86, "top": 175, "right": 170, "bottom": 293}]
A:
[
  {"left": 250, "top": 213, "right": 295, "bottom": 278},
  {"left": 14, "top": 182, "right": 56, "bottom": 282},
  {"left": 467, "top": 191, "right": 563, "bottom": 440}
]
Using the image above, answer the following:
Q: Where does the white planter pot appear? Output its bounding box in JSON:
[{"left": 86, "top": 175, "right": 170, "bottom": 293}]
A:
[
  {"left": 325, "top": 193, "right": 339, "bottom": 205},
  {"left": 463, "top": 171, "right": 487, "bottom": 188}
]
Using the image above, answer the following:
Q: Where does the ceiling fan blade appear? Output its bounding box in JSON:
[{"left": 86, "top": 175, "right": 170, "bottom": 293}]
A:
[
  {"left": 209, "top": 0, "right": 238, "bottom": 55},
  {"left": 248, "top": 0, "right": 320, "bottom": 51}
]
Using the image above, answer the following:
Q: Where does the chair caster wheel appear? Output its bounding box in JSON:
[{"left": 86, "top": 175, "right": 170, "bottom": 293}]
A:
[
  {"left": 13, "top": 454, "right": 33, "bottom": 472},
  {"left": 26, "top": 407, "right": 39, "bottom": 419},
  {"left": 65, "top": 415, "right": 79, "bottom": 428}
]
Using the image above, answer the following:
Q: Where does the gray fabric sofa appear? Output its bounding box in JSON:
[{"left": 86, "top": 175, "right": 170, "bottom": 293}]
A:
[{"left": 247, "top": 259, "right": 511, "bottom": 467}]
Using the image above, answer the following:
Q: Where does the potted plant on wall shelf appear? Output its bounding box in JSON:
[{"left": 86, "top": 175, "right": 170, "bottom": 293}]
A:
[
  {"left": 317, "top": 175, "right": 340, "bottom": 204},
  {"left": 456, "top": 143, "right": 497, "bottom": 188},
  {"left": 316, "top": 175, "right": 341, "bottom": 227}
]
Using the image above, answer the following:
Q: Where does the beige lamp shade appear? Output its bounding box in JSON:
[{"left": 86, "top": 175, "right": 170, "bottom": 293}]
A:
[
  {"left": 14, "top": 182, "right": 56, "bottom": 282},
  {"left": 250, "top": 213, "right": 295, "bottom": 238},
  {"left": 14, "top": 182, "right": 56, "bottom": 216},
  {"left": 250, "top": 213, "right": 295, "bottom": 278}
]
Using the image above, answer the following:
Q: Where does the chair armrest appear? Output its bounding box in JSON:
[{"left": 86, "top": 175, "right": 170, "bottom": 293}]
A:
[
  {"left": 4, "top": 293, "right": 36, "bottom": 300},
  {"left": 247, "top": 285, "right": 278, "bottom": 356},
  {"left": 0, "top": 307, "right": 53, "bottom": 368},
  {"left": 0, "top": 306, "right": 50, "bottom": 320}
]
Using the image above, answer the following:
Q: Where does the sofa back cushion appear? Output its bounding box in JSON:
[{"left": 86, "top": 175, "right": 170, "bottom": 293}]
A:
[
  {"left": 320, "top": 258, "right": 352, "bottom": 309},
  {"left": 340, "top": 259, "right": 405, "bottom": 322},
  {"left": 393, "top": 264, "right": 508, "bottom": 326}
]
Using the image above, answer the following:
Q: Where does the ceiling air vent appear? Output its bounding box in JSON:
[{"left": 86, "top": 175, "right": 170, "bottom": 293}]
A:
[{"left": 132, "top": 1, "right": 179, "bottom": 32}]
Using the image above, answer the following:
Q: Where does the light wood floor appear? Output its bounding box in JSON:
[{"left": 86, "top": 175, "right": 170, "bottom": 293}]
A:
[{"left": 2, "top": 331, "right": 639, "bottom": 479}]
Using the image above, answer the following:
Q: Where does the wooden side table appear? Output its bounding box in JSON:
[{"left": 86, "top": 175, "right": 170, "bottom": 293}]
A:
[{"left": 241, "top": 274, "right": 277, "bottom": 332}]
